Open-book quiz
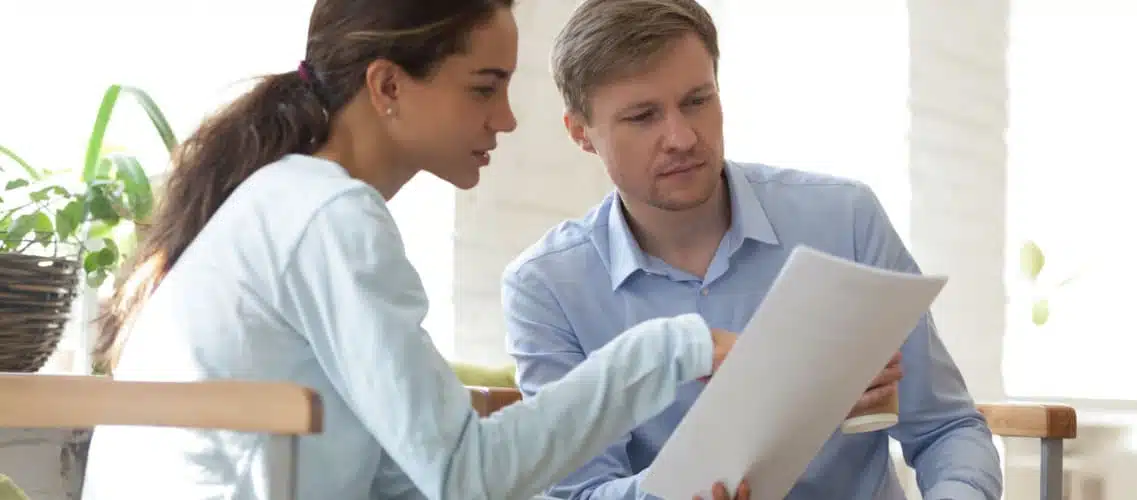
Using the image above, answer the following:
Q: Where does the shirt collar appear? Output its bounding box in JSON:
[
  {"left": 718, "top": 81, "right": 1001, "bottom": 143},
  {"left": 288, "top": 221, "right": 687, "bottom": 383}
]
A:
[
  {"left": 602, "top": 160, "right": 780, "bottom": 290},
  {"left": 723, "top": 159, "right": 780, "bottom": 248}
]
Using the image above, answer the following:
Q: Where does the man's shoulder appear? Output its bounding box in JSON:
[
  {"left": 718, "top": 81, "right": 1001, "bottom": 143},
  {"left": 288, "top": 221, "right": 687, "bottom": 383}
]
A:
[
  {"left": 502, "top": 197, "right": 612, "bottom": 283},
  {"left": 731, "top": 160, "right": 868, "bottom": 192},
  {"left": 730, "top": 160, "right": 881, "bottom": 214}
]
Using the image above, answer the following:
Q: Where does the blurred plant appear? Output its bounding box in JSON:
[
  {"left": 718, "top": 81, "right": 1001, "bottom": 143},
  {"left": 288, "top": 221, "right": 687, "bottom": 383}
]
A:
[
  {"left": 0, "top": 84, "right": 177, "bottom": 287},
  {"left": 1019, "top": 240, "right": 1079, "bottom": 326}
]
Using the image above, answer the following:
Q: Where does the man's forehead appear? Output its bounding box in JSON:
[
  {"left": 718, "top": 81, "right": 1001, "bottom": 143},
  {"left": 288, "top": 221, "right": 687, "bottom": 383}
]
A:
[{"left": 593, "top": 75, "right": 716, "bottom": 110}]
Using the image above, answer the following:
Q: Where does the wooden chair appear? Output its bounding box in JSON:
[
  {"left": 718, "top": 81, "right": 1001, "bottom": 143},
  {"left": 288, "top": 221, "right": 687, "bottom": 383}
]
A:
[
  {"left": 0, "top": 374, "right": 322, "bottom": 500},
  {"left": 467, "top": 386, "right": 1077, "bottom": 500}
]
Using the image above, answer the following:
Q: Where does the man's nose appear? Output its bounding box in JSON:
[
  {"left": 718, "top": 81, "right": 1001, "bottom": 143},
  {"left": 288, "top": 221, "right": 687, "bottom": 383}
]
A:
[{"left": 662, "top": 113, "right": 697, "bottom": 152}]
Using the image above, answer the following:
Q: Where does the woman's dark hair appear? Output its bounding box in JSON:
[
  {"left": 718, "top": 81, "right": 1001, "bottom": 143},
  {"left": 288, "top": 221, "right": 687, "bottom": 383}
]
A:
[{"left": 94, "top": 0, "right": 515, "bottom": 373}]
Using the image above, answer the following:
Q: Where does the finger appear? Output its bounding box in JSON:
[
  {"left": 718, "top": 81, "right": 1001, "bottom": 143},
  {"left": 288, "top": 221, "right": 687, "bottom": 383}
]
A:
[
  {"left": 735, "top": 480, "right": 751, "bottom": 500},
  {"left": 712, "top": 482, "right": 729, "bottom": 500},
  {"left": 859, "top": 383, "right": 897, "bottom": 407},
  {"left": 868, "top": 364, "right": 903, "bottom": 387},
  {"left": 887, "top": 351, "right": 903, "bottom": 366}
]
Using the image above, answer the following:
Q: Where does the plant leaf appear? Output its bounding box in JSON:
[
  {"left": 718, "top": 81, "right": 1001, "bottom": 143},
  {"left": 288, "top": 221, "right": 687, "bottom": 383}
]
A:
[
  {"left": 83, "top": 250, "right": 101, "bottom": 273},
  {"left": 5, "top": 179, "right": 29, "bottom": 190},
  {"left": 119, "top": 85, "right": 178, "bottom": 153},
  {"left": 55, "top": 199, "right": 86, "bottom": 241},
  {"left": 5, "top": 213, "right": 40, "bottom": 247},
  {"left": 1020, "top": 240, "right": 1045, "bottom": 281},
  {"left": 86, "top": 220, "right": 115, "bottom": 240},
  {"left": 1031, "top": 299, "right": 1050, "bottom": 326},
  {"left": 82, "top": 85, "right": 122, "bottom": 183},
  {"left": 86, "top": 184, "right": 121, "bottom": 225},
  {"left": 32, "top": 212, "right": 55, "bottom": 246},
  {"left": 97, "top": 237, "right": 119, "bottom": 266},
  {"left": 28, "top": 184, "right": 69, "bottom": 203},
  {"left": 87, "top": 269, "right": 109, "bottom": 288},
  {"left": 107, "top": 153, "right": 154, "bottom": 220},
  {"left": 93, "top": 157, "right": 114, "bottom": 181},
  {"left": 82, "top": 84, "right": 179, "bottom": 183},
  {"left": 0, "top": 143, "right": 42, "bottom": 180}
]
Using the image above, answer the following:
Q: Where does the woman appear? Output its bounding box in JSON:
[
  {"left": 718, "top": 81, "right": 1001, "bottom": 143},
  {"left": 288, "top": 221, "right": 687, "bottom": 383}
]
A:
[{"left": 81, "top": 1, "right": 749, "bottom": 499}]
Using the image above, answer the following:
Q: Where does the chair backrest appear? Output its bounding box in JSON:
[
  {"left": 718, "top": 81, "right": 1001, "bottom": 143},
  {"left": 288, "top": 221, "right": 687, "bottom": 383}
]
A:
[
  {"left": 0, "top": 373, "right": 322, "bottom": 500},
  {"left": 467, "top": 386, "right": 523, "bottom": 417}
]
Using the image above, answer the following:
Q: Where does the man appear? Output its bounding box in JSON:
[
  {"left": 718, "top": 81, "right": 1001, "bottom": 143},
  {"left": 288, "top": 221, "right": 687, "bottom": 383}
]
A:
[{"left": 501, "top": 0, "right": 1003, "bottom": 499}]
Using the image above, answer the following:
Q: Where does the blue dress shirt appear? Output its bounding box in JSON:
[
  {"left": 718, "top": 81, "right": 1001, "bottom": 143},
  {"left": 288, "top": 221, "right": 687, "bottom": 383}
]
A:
[{"left": 502, "top": 160, "right": 1003, "bottom": 500}]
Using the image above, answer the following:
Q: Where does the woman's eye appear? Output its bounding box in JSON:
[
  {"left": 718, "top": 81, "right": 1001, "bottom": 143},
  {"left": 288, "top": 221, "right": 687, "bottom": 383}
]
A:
[{"left": 472, "top": 86, "right": 496, "bottom": 98}]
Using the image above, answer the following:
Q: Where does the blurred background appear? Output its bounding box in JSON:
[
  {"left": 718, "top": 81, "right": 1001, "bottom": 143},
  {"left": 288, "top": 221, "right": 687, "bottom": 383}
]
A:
[{"left": 1, "top": 1, "right": 1134, "bottom": 498}]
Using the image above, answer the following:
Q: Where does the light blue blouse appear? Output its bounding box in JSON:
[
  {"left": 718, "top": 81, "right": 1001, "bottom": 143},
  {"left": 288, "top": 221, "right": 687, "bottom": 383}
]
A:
[{"left": 79, "top": 154, "right": 713, "bottom": 500}]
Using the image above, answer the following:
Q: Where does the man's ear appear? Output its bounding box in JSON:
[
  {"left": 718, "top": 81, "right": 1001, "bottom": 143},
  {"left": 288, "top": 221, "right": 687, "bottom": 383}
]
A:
[{"left": 563, "top": 111, "right": 596, "bottom": 154}]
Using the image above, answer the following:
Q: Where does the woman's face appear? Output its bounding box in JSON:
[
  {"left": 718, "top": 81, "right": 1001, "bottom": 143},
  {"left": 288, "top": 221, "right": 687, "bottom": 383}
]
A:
[{"left": 385, "top": 6, "right": 519, "bottom": 190}]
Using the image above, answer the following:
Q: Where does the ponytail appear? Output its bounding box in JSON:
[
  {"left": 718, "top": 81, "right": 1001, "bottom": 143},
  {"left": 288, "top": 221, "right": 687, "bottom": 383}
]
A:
[{"left": 93, "top": 69, "right": 331, "bottom": 373}]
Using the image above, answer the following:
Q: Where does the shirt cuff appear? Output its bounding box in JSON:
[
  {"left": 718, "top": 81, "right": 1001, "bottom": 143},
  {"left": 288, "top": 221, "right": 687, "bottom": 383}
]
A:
[
  {"left": 670, "top": 313, "right": 713, "bottom": 381},
  {"left": 923, "top": 479, "right": 988, "bottom": 500}
]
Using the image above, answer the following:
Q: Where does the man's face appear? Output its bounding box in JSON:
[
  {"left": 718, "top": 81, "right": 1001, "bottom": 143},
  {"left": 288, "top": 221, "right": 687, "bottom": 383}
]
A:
[{"left": 565, "top": 32, "right": 724, "bottom": 212}]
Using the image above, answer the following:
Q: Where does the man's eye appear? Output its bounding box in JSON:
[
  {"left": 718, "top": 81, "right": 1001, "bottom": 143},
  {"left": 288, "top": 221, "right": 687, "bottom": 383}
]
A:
[{"left": 626, "top": 111, "right": 653, "bottom": 122}]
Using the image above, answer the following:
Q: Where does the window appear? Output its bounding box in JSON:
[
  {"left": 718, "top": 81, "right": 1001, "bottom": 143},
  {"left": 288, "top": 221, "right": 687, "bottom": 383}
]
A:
[
  {"left": 1002, "top": 5, "right": 1137, "bottom": 401},
  {"left": 1, "top": 1, "right": 455, "bottom": 372},
  {"left": 705, "top": 1, "right": 913, "bottom": 242}
]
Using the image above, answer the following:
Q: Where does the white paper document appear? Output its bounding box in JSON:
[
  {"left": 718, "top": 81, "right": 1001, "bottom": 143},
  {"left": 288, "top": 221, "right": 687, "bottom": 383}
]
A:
[{"left": 641, "top": 245, "right": 948, "bottom": 500}]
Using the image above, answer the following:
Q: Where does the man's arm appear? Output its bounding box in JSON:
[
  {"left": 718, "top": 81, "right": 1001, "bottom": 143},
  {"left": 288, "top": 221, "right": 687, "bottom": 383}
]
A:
[
  {"left": 502, "top": 265, "right": 656, "bottom": 500},
  {"left": 851, "top": 184, "right": 1003, "bottom": 500}
]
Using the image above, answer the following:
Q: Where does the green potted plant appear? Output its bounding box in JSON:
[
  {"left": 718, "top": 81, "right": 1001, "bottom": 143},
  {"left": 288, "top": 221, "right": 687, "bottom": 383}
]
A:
[{"left": 0, "top": 84, "right": 176, "bottom": 373}]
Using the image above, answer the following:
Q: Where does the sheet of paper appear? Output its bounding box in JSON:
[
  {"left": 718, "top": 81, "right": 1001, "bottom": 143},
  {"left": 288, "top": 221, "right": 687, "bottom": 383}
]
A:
[{"left": 641, "top": 244, "right": 948, "bottom": 500}]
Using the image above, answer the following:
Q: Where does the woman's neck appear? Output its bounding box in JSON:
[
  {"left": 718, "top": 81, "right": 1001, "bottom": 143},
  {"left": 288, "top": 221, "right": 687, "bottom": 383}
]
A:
[{"left": 316, "top": 101, "right": 417, "bottom": 201}]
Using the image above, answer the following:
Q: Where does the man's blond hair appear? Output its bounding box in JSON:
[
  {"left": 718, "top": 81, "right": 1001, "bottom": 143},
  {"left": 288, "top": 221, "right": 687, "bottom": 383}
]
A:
[{"left": 551, "top": 0, "right": 720, "bottom": 121}]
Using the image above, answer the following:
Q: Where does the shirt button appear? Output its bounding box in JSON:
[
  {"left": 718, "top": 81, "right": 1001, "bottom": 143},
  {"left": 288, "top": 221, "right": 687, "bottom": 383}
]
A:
[{"left": 701, "top": 289, "right": 709, "bottom": 296}]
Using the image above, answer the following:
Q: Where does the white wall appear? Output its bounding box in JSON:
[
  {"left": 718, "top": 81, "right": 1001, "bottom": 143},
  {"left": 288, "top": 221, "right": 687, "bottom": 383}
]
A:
[
  {"left": 908, "top": 0, "right": 1008, "bottom": 402},
  {"left": 452, "top": 0, "right": 612, "bottom": 365}
]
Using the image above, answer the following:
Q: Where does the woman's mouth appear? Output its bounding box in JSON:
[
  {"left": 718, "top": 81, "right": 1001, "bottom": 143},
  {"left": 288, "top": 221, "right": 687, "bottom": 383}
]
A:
[{"left": 473, "top": 150, "right": 491, "bottom": 166}]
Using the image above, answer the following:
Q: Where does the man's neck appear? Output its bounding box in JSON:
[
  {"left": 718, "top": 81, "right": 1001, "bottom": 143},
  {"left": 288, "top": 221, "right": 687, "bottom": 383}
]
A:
[{"left": 622, "top": 174, "right": 731, "bottom": 279}]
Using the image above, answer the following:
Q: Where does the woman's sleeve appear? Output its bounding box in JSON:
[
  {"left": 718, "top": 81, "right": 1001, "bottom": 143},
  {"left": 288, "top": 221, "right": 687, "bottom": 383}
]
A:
[{"left": 277, "top": 190, "right": 713, "bottom": 500}]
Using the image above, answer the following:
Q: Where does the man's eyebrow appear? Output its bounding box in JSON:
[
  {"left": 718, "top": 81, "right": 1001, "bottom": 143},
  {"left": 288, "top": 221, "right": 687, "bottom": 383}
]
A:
[
  {"left": 471, "top": 67, "right": 510, "bottom": 79},
  {"left": 618, "top": 99, "right": 659, "bottom": 115},
  {"left": 685, "top": 82, "right": 716, "bottom": 96},
  {"left": 616, "top": 83, "right": 717, "bottom": 115}
]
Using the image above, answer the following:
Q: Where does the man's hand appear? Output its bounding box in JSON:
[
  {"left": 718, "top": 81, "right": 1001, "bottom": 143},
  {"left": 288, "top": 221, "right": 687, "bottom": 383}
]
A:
[
  {"left": 700, "top": 328, "right": 738, "bottom": 382},
  {"left": 694, "top": 479, "right": 750, "bottom": 500},
  {"left": 847, "top": 351, "right": 903, "bottom": 418}
]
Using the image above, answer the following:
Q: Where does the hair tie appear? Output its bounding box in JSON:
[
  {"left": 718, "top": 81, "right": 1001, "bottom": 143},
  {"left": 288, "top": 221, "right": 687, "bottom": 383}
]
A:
[
  {"left": 297, "top": 60, "right": 331, "bottom": 114},
  {"left": 298, "top": 60, "right": 316, "bottom": 83}
]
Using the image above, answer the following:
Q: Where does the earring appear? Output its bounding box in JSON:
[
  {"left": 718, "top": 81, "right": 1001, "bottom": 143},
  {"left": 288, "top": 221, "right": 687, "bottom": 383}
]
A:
[{"left": 385, "top": 107, "right": 395, "bottom": 116}]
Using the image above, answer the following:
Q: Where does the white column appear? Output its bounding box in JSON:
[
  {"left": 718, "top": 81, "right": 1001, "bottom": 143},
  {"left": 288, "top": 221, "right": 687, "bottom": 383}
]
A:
[
  {"left": 907, "top": 0, "right": 1009, "bottom": 402},
  {"left": 453, "top": 0, "right": 612, "bottom": 365}
]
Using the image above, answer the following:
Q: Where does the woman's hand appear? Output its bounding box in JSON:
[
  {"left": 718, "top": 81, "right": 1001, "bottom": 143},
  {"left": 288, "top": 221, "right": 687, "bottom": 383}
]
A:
[{"left": 700, "top": 328, "right": 738, "bottom": 382}]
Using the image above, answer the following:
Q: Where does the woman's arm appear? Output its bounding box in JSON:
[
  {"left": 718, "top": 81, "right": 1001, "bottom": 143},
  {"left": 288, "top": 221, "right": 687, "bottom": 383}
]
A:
[{"left": 277, "top": 189, "right": 713, "bottom": 500}]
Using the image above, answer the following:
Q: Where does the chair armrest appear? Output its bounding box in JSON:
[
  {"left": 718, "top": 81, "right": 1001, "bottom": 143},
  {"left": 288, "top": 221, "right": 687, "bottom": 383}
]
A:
[
  {"left": 468, "top": 386, "right": 523, "bottom": 417},
  {"left": 461, "top": 388, "right": 1082, "bottom": 441},
  {"left": 976, "top": 402, "right": 1077, "bottom": 439}
]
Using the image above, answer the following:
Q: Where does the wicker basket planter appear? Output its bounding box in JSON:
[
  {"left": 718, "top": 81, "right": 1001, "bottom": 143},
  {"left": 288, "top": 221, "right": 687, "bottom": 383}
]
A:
[{"left": 0, "top": 253, "right": 81, "bottom": 372}]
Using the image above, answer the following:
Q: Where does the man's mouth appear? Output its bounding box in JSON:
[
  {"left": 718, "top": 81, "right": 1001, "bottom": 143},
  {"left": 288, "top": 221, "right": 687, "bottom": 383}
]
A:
[{"left": 659, "top": 161, "right": 705, "bottom": 176}]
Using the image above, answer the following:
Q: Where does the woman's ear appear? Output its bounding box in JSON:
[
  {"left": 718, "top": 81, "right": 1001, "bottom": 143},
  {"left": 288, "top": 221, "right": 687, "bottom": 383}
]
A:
[{"left": 365, "top": 60, "right": 401, "bottom": 116}]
